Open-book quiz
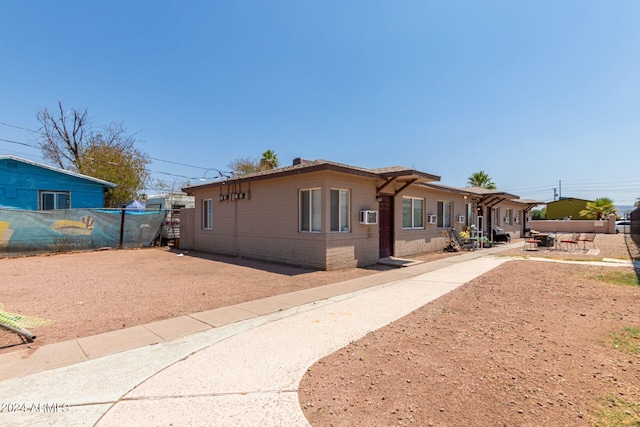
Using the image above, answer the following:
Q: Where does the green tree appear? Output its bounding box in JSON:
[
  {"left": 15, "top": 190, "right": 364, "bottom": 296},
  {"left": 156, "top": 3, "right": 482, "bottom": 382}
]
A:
[
  {"left": 82, "top": 141, "right": 149, "bottom": 207},
  {"left": 467, "top": 170, "right": 497, "bottom": 189},
  {"left": 259, "top": 149, "right": 279, "bottom": 170},
  {"left": 635, "top": 197, "right": 640, "bottom": 208},
  {"left": 36, "top": 100, "right": 149, "bottom": 207},
  {"left": 228, "top": 149, "right": 279, "bottom": 175},
  {"left": 579, "top": 197, "right": 618, "bottom": 220},
  {"left": 532, "top": 207, "right": 546, "bottom": 220}
]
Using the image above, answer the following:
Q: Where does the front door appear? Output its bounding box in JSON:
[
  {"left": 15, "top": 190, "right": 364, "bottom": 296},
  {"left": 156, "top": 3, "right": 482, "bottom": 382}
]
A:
[{"left": 379, "top": 195, "right": 393, "bottom": 258}]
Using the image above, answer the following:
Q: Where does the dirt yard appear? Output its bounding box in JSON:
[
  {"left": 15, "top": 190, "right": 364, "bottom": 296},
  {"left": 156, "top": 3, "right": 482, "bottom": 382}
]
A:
[
  {"left": 300, "top": 234, "right": 640, "bottom": 426},
  {"left": 1, "top": 233, "right": 639, "bottom": 425},
  {"left": 0, "top": 249, "right": 382, "bottom": 352}
]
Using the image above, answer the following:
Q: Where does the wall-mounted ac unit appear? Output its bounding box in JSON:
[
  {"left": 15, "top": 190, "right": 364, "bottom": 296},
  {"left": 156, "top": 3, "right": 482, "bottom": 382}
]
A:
[
  {"left": 427, "top": 215, "right": 437, "bottom": 224},
  {"left": 457, "top": 215, "right": 465, "bottom": 224},
  {"left": 359, "top": 210, "right": 378, "bottom": 225}
]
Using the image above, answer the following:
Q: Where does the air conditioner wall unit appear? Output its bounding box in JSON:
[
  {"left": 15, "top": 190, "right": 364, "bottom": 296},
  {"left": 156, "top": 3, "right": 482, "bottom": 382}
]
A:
[
  {"left": 427, "top": 215, "right": 437, "bottom": 224},
  {"left": 457, "top": 215, "right": 465, "bottom": 224},
  {"left": 359, "top": 210, "right": 378, "bottom": 225}
]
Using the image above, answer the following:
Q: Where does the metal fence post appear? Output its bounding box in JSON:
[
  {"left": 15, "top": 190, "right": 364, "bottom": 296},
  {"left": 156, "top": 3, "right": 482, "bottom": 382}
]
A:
[{"left": 119, "top": 208, "right": 126, "bottom": 249}]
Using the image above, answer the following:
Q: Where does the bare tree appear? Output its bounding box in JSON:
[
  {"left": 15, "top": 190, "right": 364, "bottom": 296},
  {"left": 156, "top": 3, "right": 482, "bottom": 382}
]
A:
[
  {"left": 36, "top": 100, "right": 149, "bottom": 207},
  {"left": 37, "top": 99, "right": 88, "bottom": 170}
]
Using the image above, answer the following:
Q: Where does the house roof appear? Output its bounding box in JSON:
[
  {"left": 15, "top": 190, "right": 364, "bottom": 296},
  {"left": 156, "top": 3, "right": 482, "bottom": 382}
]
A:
[
  {"left": 513, "top": 198, "right": 545, "bottom": 205},
  {"left": 420, "top": 183, "right": 524, "bottom": 201},
  {"left": 183, "top": 158, "right": 440, "bottom": 192},
  {"left": 0, "top": 155, "right": 117, "bottom": 187},
  {"left": 419, "top": 182, "right": 474, "bottom": 195},
  {"left": 510, "top": 198, "right": 546, "bottom": 212}
]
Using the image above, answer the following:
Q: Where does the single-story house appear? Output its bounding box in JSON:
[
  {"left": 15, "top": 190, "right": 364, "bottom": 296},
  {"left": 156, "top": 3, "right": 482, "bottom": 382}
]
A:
[
  {"left": 181, "top": 158, "right": 537, "bottom": 270},
  {"left": 0, "top": 155, "right": 116, "bottom": 210},
  {"left": 421, "top": 183, "right": 541, "bottom": 240}
]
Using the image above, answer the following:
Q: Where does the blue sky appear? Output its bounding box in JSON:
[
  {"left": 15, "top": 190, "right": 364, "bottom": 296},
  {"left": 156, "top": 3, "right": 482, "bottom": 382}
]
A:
[{"left": 1, "top": 1, "right": 639, "bottom": 207}]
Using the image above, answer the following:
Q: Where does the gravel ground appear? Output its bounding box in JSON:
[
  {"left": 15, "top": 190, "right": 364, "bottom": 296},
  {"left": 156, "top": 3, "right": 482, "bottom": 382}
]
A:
[
  {"left": 299, "top": 234, "right": 640, "bottom": 426},
  {"left": 1, "top": 233, "right": 638, "bottom": 426},
  {"left": 0, "top": 248, "right": 381, "bottom": 352}
]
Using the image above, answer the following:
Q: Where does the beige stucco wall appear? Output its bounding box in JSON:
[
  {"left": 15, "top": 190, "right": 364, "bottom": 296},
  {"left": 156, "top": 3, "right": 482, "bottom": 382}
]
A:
[
  {"left": 391, "top": 187, "right": 471, "bottom": 257},
  {"left": 488, "top": 200, "right": 530, "bottom": 239},
  {"left": 530, "top": 214, "right": 616, "bottom": 234},
  {"left": 183, "top": 172, "right": 543, "bottom": 269},
  {"left": 186, "top": 171, "right": 379, "bottom": 270}
]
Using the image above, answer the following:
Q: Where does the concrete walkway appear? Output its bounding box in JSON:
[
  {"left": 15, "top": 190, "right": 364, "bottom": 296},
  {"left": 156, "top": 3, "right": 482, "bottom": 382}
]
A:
[{"left": 1, "top": 242, "right": 627, "bottom": 426}]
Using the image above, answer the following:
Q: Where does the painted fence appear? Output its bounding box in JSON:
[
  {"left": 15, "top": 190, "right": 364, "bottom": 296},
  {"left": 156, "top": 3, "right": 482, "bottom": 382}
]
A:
[{"left": 0, "top": 208, "right": 165, "bottom": 257}]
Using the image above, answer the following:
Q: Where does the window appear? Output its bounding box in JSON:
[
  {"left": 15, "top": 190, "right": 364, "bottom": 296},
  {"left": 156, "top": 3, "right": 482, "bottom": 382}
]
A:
[
  {"left": 515, "top": 209, "right": 521, "bottom": 224},
  {"left": 505, "top": 208, "right": 513, "bottom": 225},
  {"left": 40, "top": 191, "right": 69, "bottom": 210},
  {"left": 466, "top": 203, "right": 473, "bottom": 227},
  {"left": 437, "top": 201, "right": 452, "bottom": 228},
  {"left": 300, "top": 189, "right": 321, "bottom": 232},
  {"left": 492, "top": 207, "right": 500, "bottom": 226},
  {"left": 402, "top": 197, "right": 424, "bottom": 229},
  {"left": 202, "top": 199, "right": 212, "bottom": 229},
  {"left": 330, "top": 189, "right": 350, "bottom": 232}
]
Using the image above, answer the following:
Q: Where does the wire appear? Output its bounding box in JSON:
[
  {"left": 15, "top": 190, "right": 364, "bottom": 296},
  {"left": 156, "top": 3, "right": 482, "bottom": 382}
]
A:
[
  {"left": 0, "top": 125, "right": 230, "bottom": 175},
  {"left": 0, "top": 134, "right": 229, "bottom": 181},
  {"left": 0, "top": 137, "right": 37, "bottom": 148},
  {"left": 0, "top": 121, "right": 39, "bottom": 133}
]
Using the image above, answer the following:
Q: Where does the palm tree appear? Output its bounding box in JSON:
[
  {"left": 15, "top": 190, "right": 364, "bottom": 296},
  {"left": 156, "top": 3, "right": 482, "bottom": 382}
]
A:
[
  {"left": 259, "top": 149, "right": 279, "bottom": 170},
  {"left": 579, "top": 197, "right": 618, "bottom": 219},
  {"left": 467, "top": 171, "right": 496, "bottom": 189}
]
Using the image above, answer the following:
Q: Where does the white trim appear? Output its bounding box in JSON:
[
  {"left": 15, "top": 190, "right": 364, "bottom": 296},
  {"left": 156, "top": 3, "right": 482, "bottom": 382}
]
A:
[{"left": 1, "top": 155, "right": 117, "bottom": 187}]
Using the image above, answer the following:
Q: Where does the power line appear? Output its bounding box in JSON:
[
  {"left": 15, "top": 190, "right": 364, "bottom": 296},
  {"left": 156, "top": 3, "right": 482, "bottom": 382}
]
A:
[
  {"left": 0, "top": 118, "right": 229, "bottom": 174},
  {"left": 0, "top": 137, "right": 37, "bottom": 148},
  {"left": 0, "top": 121, "right": 39, "bottom": 134}
]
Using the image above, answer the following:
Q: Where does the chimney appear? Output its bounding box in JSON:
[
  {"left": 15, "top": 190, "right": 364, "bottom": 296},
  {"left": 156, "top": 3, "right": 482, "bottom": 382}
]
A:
[{"left": 293, "top": 157, "right": 310, "bottom": 166}]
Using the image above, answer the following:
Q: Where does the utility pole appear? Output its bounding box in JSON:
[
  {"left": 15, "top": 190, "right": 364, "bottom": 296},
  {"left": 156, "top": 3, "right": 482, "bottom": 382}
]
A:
[
  {"left": 553, "top": 188, "right": 558, "bottom": 201},
  {"left": 559, "top": 180, "right": 562, "bottom": 199}
]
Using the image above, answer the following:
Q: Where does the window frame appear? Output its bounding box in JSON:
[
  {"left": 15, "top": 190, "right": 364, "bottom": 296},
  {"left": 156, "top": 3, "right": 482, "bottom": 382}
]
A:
[
  {"left": 299, "top": 188, "right": 322, "bottom": 233},
  {"left": 492, "top": 207, "right": 500, "bottom": 226},
  {"left": 402, "top": 196, "right": 425, "bottom": 230},
  {"left": 202, "top": 198, "right": 213, "bottom": 230},
  {"left": 330, "top": 188, "right": 350, "bottom": 233},
  {"left": 39, "top": 190, "right": 70, "bottom": 210},
  {"left": 505, "top": 208, "right": 513, "bottom": 225},
  {"left": 466, "top": 203, "right": 473, "bottom": 227},
  {"left": 437, "top": 200, "right": 452, "bottom": 228}
]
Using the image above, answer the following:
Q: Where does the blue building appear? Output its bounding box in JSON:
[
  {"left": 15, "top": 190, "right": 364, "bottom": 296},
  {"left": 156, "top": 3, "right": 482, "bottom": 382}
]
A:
[{"left": 0, "top": 155, "right": 116, "bottom": 210}]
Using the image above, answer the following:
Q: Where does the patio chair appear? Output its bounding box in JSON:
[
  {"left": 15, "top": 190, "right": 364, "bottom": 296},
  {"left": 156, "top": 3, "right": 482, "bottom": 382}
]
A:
[
  {"left": 523, "top": 236, "right": 541, "bottom": 251},
  {"left": 559, "top": 232, "right": 580, "bottom": 252},
  {"left": 579, "top": 232, "right": 596, "bottom": 250},
  {"left": 449, "top": 229, "right": 476, "bottom": 251},
  {"left": 492, "top": 228, "right": 511, "bottom": 243}
]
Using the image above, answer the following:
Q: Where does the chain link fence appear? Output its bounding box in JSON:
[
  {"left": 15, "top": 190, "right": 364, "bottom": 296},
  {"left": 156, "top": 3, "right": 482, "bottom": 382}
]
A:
[{"left": 0, "top": 208, "right": 166, "bottom": 257}]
